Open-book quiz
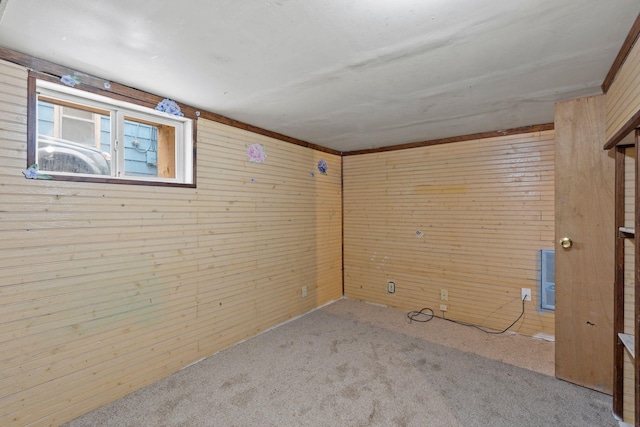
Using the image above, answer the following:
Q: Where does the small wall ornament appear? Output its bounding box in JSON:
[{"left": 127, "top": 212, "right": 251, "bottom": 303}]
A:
[
  {"left": 247, "top": 143, "right": 267, "bottom": 163},
  {"left": 60, "top": 74, "right": 81, "bottom": 87},
  {"left": 22, "top": 164, "right": 51, "bottom": 180},
  {"left": 155, "top": 98, "right": 184, "bottom": 117},
  {"left": 317, "top": 159, "right": 328, "bottom": 175}
]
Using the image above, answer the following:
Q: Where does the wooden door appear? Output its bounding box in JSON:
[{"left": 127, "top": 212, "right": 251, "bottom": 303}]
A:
[{"left": 555, "top": 94, "right": 614, "bottom": 393}]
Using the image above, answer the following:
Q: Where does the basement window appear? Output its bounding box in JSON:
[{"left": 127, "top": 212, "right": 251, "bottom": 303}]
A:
[{"left": 29, "top": 79, "right": 194, "bottom": 186}]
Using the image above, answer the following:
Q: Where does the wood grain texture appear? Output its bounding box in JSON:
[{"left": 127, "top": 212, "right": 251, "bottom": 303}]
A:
[
  {"left": 554, "top": 94, "right": 614, "bottom": 394},
  {"left": 625, "top": 146, "right": 637, "bottom": 424},
  {"left": 25, "top": 64, "right": 199, "bottom": 120},
  {"left": 0, "top": 47, "right": 337, "bottom": 155},
  {"left": 602, "top": 12, "right": 640, "bottom": 94},
  {"left": 342, "top": 124, "right": 554, "bottom": 156},
  {"left": 0, "top": 59, "right": 342, "bottom": 426},
  {"left": 343, "top": 130, "right": 555, "bottom": 337},
  {"left": 614, "top": 147, "right": 626, "bottom": 418},
  {"left": 635, "top": 130, "right": 640, "bottom": 425},
  {"left": 197, "top": 110, "right": 340, "bottom": 155},
  {"left": 613, "top": 143, "right": 636, "bottom": 422},
  {"left": 606, "top": 37, "right": 640, "bottom": 146},
  {"left": 604, "top": 108, "right": 640, "bottom": 150}
]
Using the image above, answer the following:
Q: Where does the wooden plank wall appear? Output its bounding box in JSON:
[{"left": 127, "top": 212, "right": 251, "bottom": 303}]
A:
[
  {"left": 606, "top": 35, "right": 640, "bottom": 141},
  {"left": 606, "top": 31, "right": 640, "bottom": 423},
  {"left": 343, "top": 131, "right": 555, "bottom": 336},
  {"left": 0, "top": 59, "right": 342, "bottom": 426},
  {"left": 624, "top": 146, "right": 636, "bottom": 423}
]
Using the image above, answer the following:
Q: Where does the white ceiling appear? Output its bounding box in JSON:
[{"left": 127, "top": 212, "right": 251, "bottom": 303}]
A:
[{"left": 0, "top": 0, "right": 638, "bottom": 152}]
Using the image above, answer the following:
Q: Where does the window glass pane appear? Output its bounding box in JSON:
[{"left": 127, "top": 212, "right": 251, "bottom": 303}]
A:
[
  {"left": 59, "top": 104, "right": 101, "bottom": 146},
  {"left": 37, "top": 100, "right": 55, "bottom": 137},
  {"left": 61, "top": 116, "right": 95, "bottom": 145},
  {"left": 37, "top": 100, "right": 111, "bottom": 176},
  {"left": 33, "top": 79, "right": 193, "bottom": 185},
  {"left": 123, "top": 118, "right": 175, "bottom": 179},
  {"left": 62, "top": 106, "right": 93, "bottom": 120}
]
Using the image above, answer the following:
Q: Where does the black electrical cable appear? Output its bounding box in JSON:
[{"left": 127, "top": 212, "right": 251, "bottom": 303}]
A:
[
  {"left": 406, "top": 307, "right": 435, "bottom": 323},
  {"left": 407, "top": 296, "right": 526, "bottom": 335}
]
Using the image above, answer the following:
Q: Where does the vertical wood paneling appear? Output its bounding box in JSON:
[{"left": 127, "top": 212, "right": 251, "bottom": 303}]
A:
[
  {"left": 606, "top": 40, "right": 640, "bottom": 141},
  {"left": 0, "top": 60, "right": 342, "bottom": 426},
  {"left": 343, "top": 131, "right": 555, "bottom": 336},
  {"left": 624, "top": 147, "right": 636, "bottom": 423}
]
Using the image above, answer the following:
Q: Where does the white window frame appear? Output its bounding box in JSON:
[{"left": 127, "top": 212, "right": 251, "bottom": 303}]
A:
[{"left": 36, "top": 79, "right": 193, "bottom": 185}]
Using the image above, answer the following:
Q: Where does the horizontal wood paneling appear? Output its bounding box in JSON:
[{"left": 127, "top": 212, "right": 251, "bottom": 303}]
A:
[
  {"left": 602, "top": 13, "right": 640, "bottom": 94},
  {"left": 343, "top": 131, "right": 555, "bottom": 337},
  {"left": 343, "top": 124, "right": 554, "bottom": 155},
  {"left": 0, "top": 60, "right": 342, "bottom": 426},
  {"left": 606, "top": 38, "right": 640, "bottom": 143}
]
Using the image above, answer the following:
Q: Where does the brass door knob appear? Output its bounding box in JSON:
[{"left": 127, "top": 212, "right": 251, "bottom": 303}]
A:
[{"left": 560, "top": 237, "right": 573, "bottom": 249}]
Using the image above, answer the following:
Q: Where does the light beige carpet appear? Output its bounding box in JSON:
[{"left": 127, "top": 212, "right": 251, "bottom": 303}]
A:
[
  {"left": 64, "top": 298, "right": 612, "bottom": 427},
  {"left": 324, "top": 299, "right": 555, "bottom": 376}
]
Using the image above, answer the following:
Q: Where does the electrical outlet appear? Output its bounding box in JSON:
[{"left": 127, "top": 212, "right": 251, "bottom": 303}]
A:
[
  {"left": 387, "top": 281, "right": 396, "bottom": 294},
  {"left": 440, "top": 304, "right": 448, "bottom": 312},
  {"left": 440, "top": 289, "right": 448, "bottom": 301},
  {"left": 301, "top": 286, "right": 308, "bottom": 298},
  {"left": 521, "top": 288, "right": 531, "bottom": 302}
]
